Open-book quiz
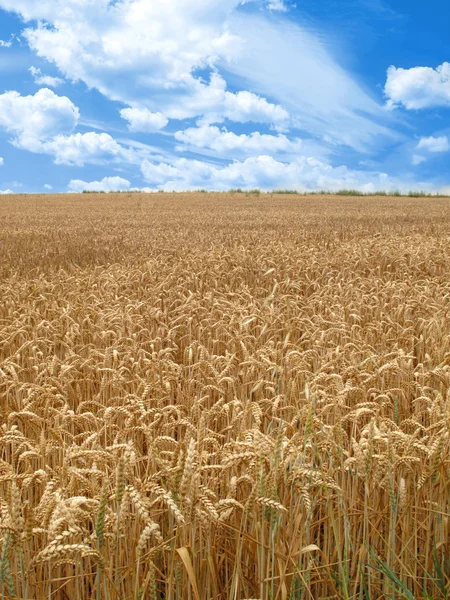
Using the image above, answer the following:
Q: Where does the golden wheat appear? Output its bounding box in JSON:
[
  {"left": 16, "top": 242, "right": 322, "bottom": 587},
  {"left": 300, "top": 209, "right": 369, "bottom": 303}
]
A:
[{"left": 0, "top": 192, "right": 449, "bottom": 599}]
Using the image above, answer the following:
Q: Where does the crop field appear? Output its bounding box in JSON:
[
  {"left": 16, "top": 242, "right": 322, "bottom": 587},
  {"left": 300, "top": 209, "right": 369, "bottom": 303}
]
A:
[{"left": 0, "top": 192, "right": 449, "bottom": 600}]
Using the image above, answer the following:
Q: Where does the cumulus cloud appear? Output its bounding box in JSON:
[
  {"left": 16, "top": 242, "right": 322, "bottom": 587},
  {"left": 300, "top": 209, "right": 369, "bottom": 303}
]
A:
[
  {"left": 417, "top": 135, "right": 449, "bottom": 153},
  {"left": 266, "top": 0, "right": 288, "bottom": 11},
  {"left": 17, "top": 3, "right": 290, "bottom": 128},
  {"left": 385, "top": 63, "right": 450, "bottom": 110},
  {"left": 1, "top": 0, "right": 246, "bottom": 115},
  {"left": 0, "top": 189, "right": 13, "bottom": 194},
  {"left": 29, "top": 66, "right": 63, "bottom": 87},
  {"left": 68, "top": 176, "right": 131, "bottom": 192},
  {"left": 44, "top": 183, "right": 53, "bottom": 189},
  {"left": 0, "top": 38, "right": 12, "bottom": 48},
  {"left": 141, "top": 154, "right": 401, "bottom": 192},
  {"left": 412, "top": 154, "right": 426, "bottom": 166},
  {"left": 0, "top": 0, "right": 389, "bottom": 145},
  {"left": 0, "top": 157, "right": 3, "bottom": 166},
  {"left": 0, "top": 88, "right": 79, "bottom": 149},
  {"left": 0, "top": 88, "right": 152, "bottom": 166},
  {"left": 174, "top": 124, "right": 302, "bottom": 155},
  {"left": 40, "top": 132, "right": 133, "bottom": 166},
  {"left": 166, "top": 73, "right": 290, "bottom": 129},
  {"left": 120, "top": 108, "right": 168, "bottom": 132},
  {"left": 0, "top": 0, "right": 411, "bottom": 198}
]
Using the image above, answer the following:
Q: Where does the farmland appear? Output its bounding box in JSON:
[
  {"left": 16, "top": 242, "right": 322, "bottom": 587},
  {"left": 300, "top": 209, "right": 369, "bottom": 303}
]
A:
[{"left": 0, "top": 192, "right": 449, "bottom": 599}]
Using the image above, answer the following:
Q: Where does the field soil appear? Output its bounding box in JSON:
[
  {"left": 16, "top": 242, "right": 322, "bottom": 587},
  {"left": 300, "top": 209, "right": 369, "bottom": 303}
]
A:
[{"left": 0, "top": 193, "right": 449, "bottom": 599}]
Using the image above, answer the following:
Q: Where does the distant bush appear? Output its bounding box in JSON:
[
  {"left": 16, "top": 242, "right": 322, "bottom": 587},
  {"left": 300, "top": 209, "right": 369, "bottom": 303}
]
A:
[
  {"left": 272, "top": 189, "right": 300, "bottom": 195},
  {"left": 334, "top": 189, "right": 364, "bottom": 196}
]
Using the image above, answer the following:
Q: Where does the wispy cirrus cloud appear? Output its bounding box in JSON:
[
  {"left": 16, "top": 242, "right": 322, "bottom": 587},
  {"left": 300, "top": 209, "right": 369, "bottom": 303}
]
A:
[{"left": 225, "top": 12, "right": 398, "bottom": 150}]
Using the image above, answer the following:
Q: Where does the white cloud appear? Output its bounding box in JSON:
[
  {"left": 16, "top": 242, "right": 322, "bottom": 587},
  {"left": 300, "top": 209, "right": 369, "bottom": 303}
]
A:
[
  {"left": 0, "top": 0, "right": 390, "bottom": 145},
  {"left": 165, "top": 73, "right": 290, "bottom": 129},
  {"left": 227, "top": 12, "right": 396, "bottom": 149},
  {"left": 267, "top": 0, "right": 288, "bottom": 11},
  {"left": 44, "top": 183, "right": 53, "bottom": 189},
  {"left": 68, "top": 176, "right": 131, "bottom": 192},
  {"left": 0, "top": 88, "right": 153, "bottom": 166},
  {"left": 0, "top": 157, "right": 3, "bottom": 166},
  {"left": 0, "top": 88, "right": 79, "bottom": 149},
  {"left": 141, "top": 154, "right": 402, "bottom": 192},
  {"left": 385, "top": 63, "right": 450, "bottom": 110},
  {"left": 412, "top": 154, "right": 426, "bottom": 166},
  {"left": 40, "top": 132, "right": 131, "bottom": 166},
  {"left": 174, "top": 124, "right": 302, "bottom": 155},
  {"left": 29, "top": 66, "right": 63, "bottom": 87},
  {"left": 417, "top": 135, "right": 449, "bottom": 153},
  {"left": 0, "top": 189, "right": 13, "bottom": 194},
  {"left": 120, "top": 108, "right": 168, "bottom": 132},
  {"left": 0, "top": 38, "right": 12, "bottom": 48},
  {"left": 3, "top": 0, "right": 246, "bottom": 116},
  {"left": 142, "top": 161, "right": 181, "bottom": 185},
  {"left": 213, "top": 77, "right": 289, "bottom": 128}
]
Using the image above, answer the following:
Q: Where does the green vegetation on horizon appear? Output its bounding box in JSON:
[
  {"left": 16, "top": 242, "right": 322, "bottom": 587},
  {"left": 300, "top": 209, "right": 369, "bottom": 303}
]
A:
[{"left": 76, "top": 188, "right": 450, "bottom": 197}]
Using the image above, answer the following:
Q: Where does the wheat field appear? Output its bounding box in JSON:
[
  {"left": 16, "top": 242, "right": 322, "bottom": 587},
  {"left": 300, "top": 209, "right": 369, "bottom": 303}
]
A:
[{"left": 0, "top": 192, "right": 449, "bottom": 600}]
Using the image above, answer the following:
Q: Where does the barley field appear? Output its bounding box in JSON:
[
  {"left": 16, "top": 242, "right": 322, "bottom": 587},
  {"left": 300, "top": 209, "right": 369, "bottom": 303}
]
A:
[{"left": 0, "top": 192, "right": 449, "bottom": 600}]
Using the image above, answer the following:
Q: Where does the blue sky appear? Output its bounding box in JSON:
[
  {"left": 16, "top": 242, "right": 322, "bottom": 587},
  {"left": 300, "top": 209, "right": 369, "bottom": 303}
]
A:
[{"left": 0, "top": 0, "right": 449, "bottom": 193}]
